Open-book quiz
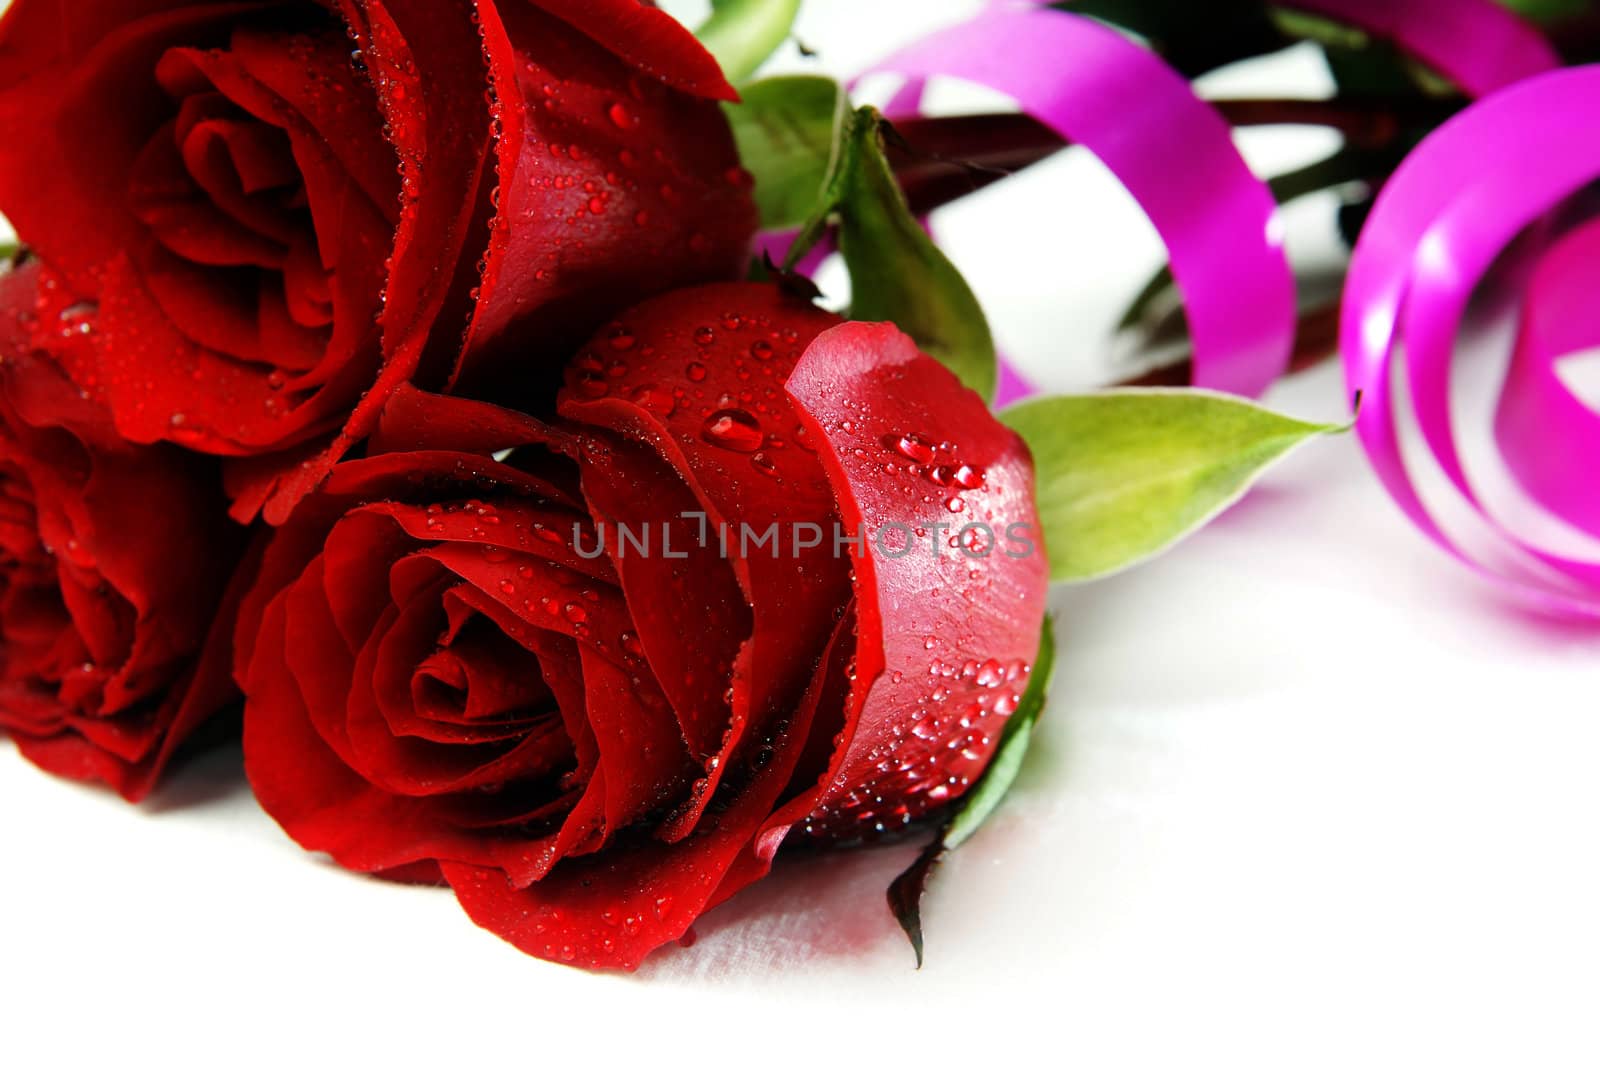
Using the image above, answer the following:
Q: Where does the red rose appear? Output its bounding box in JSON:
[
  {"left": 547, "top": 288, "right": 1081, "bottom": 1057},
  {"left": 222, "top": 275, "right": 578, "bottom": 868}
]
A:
[
  {"left": 0, "top": 0, "right": 755, "bottom": 524},
  {"left": 236, "top": 282, "right": 1049, "bottom": 968},
  {"left": 0, "top": 261, "right": 247, "bottom": 800}
]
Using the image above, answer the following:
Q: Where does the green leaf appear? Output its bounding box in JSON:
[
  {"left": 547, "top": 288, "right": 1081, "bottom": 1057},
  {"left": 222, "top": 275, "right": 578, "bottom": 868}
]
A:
[
  {"left": 889, "top": 618, "right": 1058, "bottom": 967},
  {"left": 1271, "top": 7, "right": 1461, "bottom": 97},
  {"left": 1494, "top": 0, "right": 1591, "bottom": 22},
  {"left": 1269, "top": 7, "right": 1372, "bottom": 51},
  {"left": 724, "top": 76, "right": 843, "bottom": 231},
  {"left": 790, "top": 107, "right": 998, "bottom": 401},
  {"left": 1003, "top": 390, "right": 1344, "bottom": 582},
  {"left": 695, "top": 0, "right": 803, "bottom": 85}
]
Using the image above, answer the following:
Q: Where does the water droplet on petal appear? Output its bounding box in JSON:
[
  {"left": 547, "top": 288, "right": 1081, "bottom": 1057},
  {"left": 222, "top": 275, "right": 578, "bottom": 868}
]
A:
[
  {"left": 893, "top": 433, "right": 936, "bottom": 464},
  {"left": 630, "top": 383, "right": 676, "bottom": 417},
  {"left": 975, "top": 659, "right": 1005, "bottom": 688},
  {"left": 574, "top": 373, "right": 609, "bottom": 398},
  {"left": 700, "top": 408, "right": 764, "bottom": 453},
  {"left": 951, "top": 464, "right": 987, "bottom": 490}
]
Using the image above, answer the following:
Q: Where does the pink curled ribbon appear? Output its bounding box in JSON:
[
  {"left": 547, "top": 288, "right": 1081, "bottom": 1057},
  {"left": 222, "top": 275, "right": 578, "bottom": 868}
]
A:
[
  {"left": 866, "top": 4, "right": 1296, "bottom": 401},
  {"left": 1287, "top": 0, "right": 1559, "bottom": 96},
  {"left": 1340, "top": 65, "right": 1600, "bottom": 616},
  {"left": 849, "top": 0, "right": 1556, "bottom": 406}
]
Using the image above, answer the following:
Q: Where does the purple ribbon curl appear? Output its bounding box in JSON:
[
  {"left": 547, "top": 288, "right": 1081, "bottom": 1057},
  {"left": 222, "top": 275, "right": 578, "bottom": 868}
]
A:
[
  {"left": 866, "top": 5, "right": 1296, "bottom": 401},
  {"left": 1341, "top": 65, "right": 1600, "bottom": 617},
  {"left": 853, "top": 0, "right": 1557, "bottom": 405}
]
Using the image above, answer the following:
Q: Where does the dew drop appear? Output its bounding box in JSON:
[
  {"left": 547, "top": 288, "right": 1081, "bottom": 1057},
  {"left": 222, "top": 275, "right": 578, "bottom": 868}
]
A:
[
  {"left": 630, "top": 383, "right": 676, "bottom": 417},
  {"left": 700, "top": 408, "right": 764, "bottom": 453},
  {"left": 750, "top": 451, "right": 780, "bottom": 479},
  {"left": 951, "top": 463, "right": 987, "bottom": 490},
  {"left": 893, "top": 433, "right": 936, "bottom": 464}
]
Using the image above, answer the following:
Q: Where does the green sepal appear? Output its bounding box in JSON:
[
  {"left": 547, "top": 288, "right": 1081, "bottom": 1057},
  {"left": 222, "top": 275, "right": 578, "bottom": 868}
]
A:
[
  {"left": 789, "top": 106, "right": 998, "bottom": 401},
  {"left": 694, "top": 0, "right": 803, "bottom": 85},
  {"left": 889, "top": 618, "right": 1058, "bottom": 967},
  {"left": 725, "top": 75, "right": 844, "bottom": 232}
]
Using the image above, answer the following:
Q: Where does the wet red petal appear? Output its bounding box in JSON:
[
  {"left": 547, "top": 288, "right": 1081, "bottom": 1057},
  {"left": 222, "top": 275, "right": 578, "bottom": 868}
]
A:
[
  {"left": 783, "top": 322, "right": 1049, "bottom": 838},
  {"left": 559, "top": 283, "right": 852, "bottom": 836},
  {"left": 525, "top": 0, "right": 738, "bottom": 102},
  {"left": 0, "top": 262, "right": 246, "bottom": 800},
  {"left": 441, "top": 651, "right": 826, "bottom": 971},
  {"left": 458, "top": 3, "right": 754, "bottom": 390}
]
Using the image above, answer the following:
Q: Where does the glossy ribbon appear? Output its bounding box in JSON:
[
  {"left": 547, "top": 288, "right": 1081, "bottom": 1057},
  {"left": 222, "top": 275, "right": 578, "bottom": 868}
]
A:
[
  {"left": 1286, "top": 0, "right": 1559, "bottom": 96},
  {"left": 867, "top": 5, "right": 1297, "bottom": 399},
  {"left": 851, "top": 0, "right": 1557, "bottom": 406},
  {"left": 1340, "top": 65, "right": 1600, "bottom": 616}
]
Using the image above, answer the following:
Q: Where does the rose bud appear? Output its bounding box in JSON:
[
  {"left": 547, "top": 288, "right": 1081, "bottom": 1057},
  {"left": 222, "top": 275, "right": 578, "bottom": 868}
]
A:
[
  {"left": 236, "top": 282, "right": 1048, "bottom": 968},
  {"left": 0, "top": 261, "right": 248, "bottom": 800},
  {"left": 0, "top": 0, "right": 755, "bottom": 524}
]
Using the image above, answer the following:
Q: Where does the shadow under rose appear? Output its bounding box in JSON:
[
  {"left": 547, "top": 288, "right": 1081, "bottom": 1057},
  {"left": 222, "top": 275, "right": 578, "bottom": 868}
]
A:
[
  {"left": 634, "top": 837, "right": 928, "bottom": 982},
  {"left": 142, "top": 736, "right": 254, "bottom": 815}
]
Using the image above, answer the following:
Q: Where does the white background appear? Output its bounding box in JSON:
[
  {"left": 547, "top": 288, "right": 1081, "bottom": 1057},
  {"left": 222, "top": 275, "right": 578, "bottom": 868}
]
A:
[{"left": 5, "top": 2, "right": 1600, "bottom": 1067}]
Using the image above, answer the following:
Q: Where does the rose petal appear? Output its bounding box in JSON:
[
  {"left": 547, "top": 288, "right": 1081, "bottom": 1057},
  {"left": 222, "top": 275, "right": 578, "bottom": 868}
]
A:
[
  {"left": 441, "top": 651, "right": 827, "bottom": 970},
  {"left": 524, "top": 0, "right": 738, "bottom": 102},
  {"left": 783, "top": 321, "right": 1050, "bottom": 838},
  {"left": 457, "top": 2, "right": 755, "bottom": 388},
  {"left": 559, "top": 283, "right": 853, "bottom": 836}
]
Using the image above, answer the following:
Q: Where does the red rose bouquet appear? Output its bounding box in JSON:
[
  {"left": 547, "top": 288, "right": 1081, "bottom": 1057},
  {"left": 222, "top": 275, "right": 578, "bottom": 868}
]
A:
[
  {"left": 5, "top": 0, "right": 1590, "bottom": 974},
  {"left": 0, "top": 0, "right": 752, "bottom": 523}
]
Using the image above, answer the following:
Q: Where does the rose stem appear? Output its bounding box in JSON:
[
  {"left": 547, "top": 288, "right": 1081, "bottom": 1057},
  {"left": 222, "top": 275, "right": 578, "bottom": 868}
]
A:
[{"left": 888, "top": 96, "right": 1455, "bottom": 217}]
